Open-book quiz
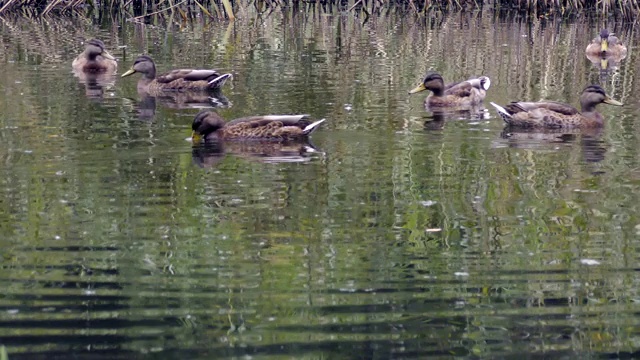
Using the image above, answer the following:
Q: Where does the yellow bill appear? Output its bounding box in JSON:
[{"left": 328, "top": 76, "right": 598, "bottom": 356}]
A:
[
  {"left": 121, "top": 68, "right": 136, "bottom": 77},
  {"left": 604, "top": 96, "right": 623, "bottom": 106},
  {"left": 601, "top": 39, "right": 609, "bottom": 53},
  {"left": 409, "top": 83, "right": 427, "bottom": 94},
  {"left": 102, "top": 51, "right": 116, "bottom": 61},
  {"left": 191, "top": 131, "right": 203, "bottom": 143}
]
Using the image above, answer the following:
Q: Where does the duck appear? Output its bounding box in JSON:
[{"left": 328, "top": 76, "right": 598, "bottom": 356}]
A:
[
  {"left": 585, "top": 29, "right": 627, "bottom": 57},
  {"left": 71, "top": 39, "right": 117, "bottom": 73},
  {"left": 490, "top": 85, "right": 622, "bottom": 129},
  {"left": 191, "top": 111, "right": 326, "bottom": 143},
  {"left": 121, "top": 55, "right": 232, "bottom": 94},
  {"left": 408, "top": 71, "right": 491, "bottom": 108}
]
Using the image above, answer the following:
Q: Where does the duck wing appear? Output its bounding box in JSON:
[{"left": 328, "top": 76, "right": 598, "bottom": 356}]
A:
[
  {"left": 157, "top": 69, "right": 221, "bottom": 83},
  {"left": 226, "top": 115, "right": 312, "bottom": 127},
  {"left": 225, "top": 115, "right": 325, "bottom": 138},
  {"left": 510, "top": 101, "right": 579, "bottom": 116},
  {"left": 443, "top": 81, "right": 473, "bottom": 98}
]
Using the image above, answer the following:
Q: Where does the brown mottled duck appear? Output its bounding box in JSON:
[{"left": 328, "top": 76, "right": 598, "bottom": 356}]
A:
[
  {"left": 72, "top": 39, "right": 117, "bottom": 73},
  {"left": 490, "top": 85, "right": 622, "bottom": 129},
  {"left": 191, "top": 111, "right": 326, "bottom": 143},
  {"left": 585, "top": 29, "right": 627, "bottom": 58},
  {"left": 121, "top": 55, "right": 232, "bottom": 94},
  {"left": 408, "top": 71, "right": 491, "bottom": 108}
]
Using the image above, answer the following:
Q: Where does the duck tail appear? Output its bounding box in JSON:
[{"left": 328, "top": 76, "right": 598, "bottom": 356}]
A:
[
  {"left": 479, "top": 76, "right": 491, "bottom": 91},
  {"left": 208, "top": 73, "right": 233, "bottom": 89},
  {"left": 303, "top": 119, "right": 326, "bottom": 135},
  {"left": 466, "top": 76, "right": 491, "bottom": 91},
  {"left": 490, "top": 102, "right": 513, "bottom": 121}
]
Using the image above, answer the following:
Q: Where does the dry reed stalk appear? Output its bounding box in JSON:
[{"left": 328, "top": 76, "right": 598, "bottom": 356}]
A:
[
  {"left": 193, "top": 0, "right": 214, "bottom": 19},
  {"left": 221, "top": 0, "right": 234, "bottom": 19}
]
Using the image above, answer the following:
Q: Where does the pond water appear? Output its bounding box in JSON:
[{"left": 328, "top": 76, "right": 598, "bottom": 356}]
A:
[{"left": 0, "top": 9, "right": 639, "bottom": 359}]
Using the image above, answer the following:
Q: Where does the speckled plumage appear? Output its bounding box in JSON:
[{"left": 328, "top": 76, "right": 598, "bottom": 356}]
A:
[
  {"left": 121, "top": 55, "right": 232, "bottom": 95},
  {"left": 409, "top": 71, "right": 491, "bottom": 108},
  {"left": 191, "top": 111, "right": 326, "bottom": 142},
  {"left": 490, "top": 85, "right": 623, "bottom": 129}
]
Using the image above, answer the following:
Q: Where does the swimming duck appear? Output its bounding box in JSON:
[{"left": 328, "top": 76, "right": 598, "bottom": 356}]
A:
[
  {"left": 71, "top": 39, "right": 117, "bottom": 73},
  {"left": 408, "top": 71, "right": 491, "bottom": 108},
  {"left": 121, "top": 55, "right": 232, "bottom": 94},
  {"left": 490, "top": 85, "right": 622, "bottom": 129},
  {"left": 585, "top": 29, "right": 627, "bottom": 57},
  {"left": 191, "top": 111, "right": 326, "bottom": 143}
]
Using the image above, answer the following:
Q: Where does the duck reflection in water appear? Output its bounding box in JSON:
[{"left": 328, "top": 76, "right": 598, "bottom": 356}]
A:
[
  {"left": 128, "top": 90, "right": 231, "bottom": 121},
  {"left": 422, "top": 106, "right": 491, "bottom": 131},
  {"left": 423, "top": 112, "right": 446, "bottom": 131},
  {"left": 586, "top": 52, "right": 626, "bottom": 78},
  {"left": 155, "top": 89, "right": 231, "bottom": 110},
  {"left": 500, "top": 127, "right": 607, "bottom": 164},
  {"left": 192, "top": 140, "right": 323, "bottom": 168},
  {"left": 136, "top": 93, "right": 157, "bottom": 120},
  {"left": 72, "top": 71, "right": 117, "bottom": 100}
]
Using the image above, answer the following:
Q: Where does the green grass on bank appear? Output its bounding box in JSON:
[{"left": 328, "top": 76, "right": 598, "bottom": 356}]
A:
[{"left": 0, "top": 0, "right": 637, "bottom": 19}]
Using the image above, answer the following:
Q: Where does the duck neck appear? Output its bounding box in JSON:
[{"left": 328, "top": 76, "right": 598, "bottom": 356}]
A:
[
  {"left": 429, "top": 84, "right": 444, "bottom": 96},
  {"left": 137, "top": 66, "right": 156, "bottom": 92},
  {"left": 429, "top": 79, "right": 445, "bottom": 97},
  {"left": 85, "top": 51, "right": 99, "bottom": 61},
  {"left": 137, "top": 78, "right": 153, "bottom": 93},
  {"left": 580, "top": 102, "right": 604, "bottom": 126},
  {"left": 144, "top": 65, "right": 156, "bottom": 80},
  {"left": 580, "top": 100, "right": 598, "bottom": 113}
]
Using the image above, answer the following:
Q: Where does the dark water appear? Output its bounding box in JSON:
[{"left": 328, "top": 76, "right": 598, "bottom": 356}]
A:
[{"left": 0, "top": 10, "right": 639, "bottom": 359}]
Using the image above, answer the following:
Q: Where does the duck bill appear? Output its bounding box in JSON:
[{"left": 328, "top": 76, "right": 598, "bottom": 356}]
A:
[
  {"left": 601, "top": 39, "right": 609, "bottom": 53},
  {"left": 604, "top": 97, "right": 623, "bottom": 106},
  {"left": 121, "top": 68, "right": 136, "bottom": 77},
  {"left": 191, "top": 131, "right": 203, "bottom": 143},
  {"left": 102, "top": 51, "right": 116, "bottom": 61},
  {"left": 409, "top": 83, "right": 427, "bottom": 94}
]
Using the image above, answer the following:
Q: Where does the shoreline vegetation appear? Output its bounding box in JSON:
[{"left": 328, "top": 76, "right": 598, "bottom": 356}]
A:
[{"left": 0, "top": 0, "right": 638, "bottom": 20}]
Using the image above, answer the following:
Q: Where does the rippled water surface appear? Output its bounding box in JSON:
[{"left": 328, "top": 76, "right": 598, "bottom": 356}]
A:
[{"left": 1, "top": 9, "right": 640, "bottom": 359}]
